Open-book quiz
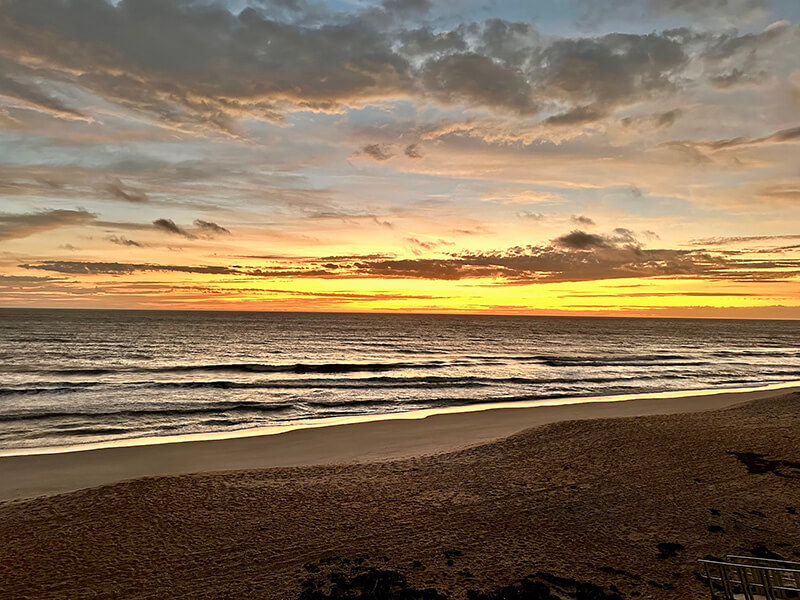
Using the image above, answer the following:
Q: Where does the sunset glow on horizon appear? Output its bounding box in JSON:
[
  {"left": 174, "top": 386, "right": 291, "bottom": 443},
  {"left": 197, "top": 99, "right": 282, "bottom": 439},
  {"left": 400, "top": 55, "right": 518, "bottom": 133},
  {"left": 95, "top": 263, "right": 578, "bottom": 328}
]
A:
[{"left": 2, "top": 0, "right": 800, "bottom": 317}]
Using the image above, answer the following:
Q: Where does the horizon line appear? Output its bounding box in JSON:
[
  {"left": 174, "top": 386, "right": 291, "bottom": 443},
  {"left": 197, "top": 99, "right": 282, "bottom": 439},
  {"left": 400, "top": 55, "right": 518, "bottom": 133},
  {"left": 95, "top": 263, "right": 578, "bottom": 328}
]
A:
[{"left": 2, "top": 306, "right": 799, "bottom": 322}]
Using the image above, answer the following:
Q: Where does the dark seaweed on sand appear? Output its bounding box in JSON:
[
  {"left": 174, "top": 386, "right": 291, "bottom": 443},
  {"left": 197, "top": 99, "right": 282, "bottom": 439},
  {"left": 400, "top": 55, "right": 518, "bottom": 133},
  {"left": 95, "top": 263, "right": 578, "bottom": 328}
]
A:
[{"left": 299, "top": 559, "right": 623, "bottom": 600}]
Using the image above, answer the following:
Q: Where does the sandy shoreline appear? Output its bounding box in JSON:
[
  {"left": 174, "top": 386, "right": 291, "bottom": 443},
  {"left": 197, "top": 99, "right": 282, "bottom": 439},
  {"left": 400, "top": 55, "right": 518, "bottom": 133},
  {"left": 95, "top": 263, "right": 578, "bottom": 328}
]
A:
[
  {"left": 2, "top": 388, "right": 799, "bottom": 599},
  {"left": 1, "top": 383, "right": 796, "bottom": 501}
]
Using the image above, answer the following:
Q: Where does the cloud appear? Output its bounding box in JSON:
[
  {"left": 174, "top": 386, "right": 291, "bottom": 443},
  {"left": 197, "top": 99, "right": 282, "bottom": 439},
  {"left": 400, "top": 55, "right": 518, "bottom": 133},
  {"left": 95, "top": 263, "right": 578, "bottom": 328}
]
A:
[
  {"left": 571, "top": 215, "right": 595, "bottom": 226},
  {"left": 348, "top": 231, "right": 799, "bottom": 283},
  {"left": 0, "top": 208, "right": 95, "bottom": 241},
  {"left": 709, "top": 67, "right": 766, "bottom": 88},
  {"left": 21, "top": 228, "right": 799, "bottom": 285},
  {"left": 106, "top": 235, "right": 143, "bottom": 247},
  {"left": 758, "top": 184, "right": 800, "bottom": 203},
  {"left": 546, "top": 106, "right": 607, "bottom": 126},
  {"left": 399, "top": 27, "right": 467, "bottom": 56},
  {"left": 382, "top": 0, "right": 432, "bottom": 17},
  {"left": 0, "top": 72, "right": 89, "bottom": 121},
  {"left": 0, "top": 0, "right": 414, "bottom": 135},
  {"left": 153, "top": 218, "right": 195, "bottom": 239},
  {"left": 3, "top": 1, "right": 778, "bottom": 136},
  {"left": 20, "top": 261, "right": 239, "bottom": 276},
  {"left": 404, "top": 143, "right": 423, "bottom": 158},
  {"left": 664, "top": 125, "right": 800, "bottom": 155},
  {"left": 194, "top": 219, "right": 231, "bottom": 236},
  {"left": 106, "top": 179, "right": 148, "bottom": 203},
  {"left": 422, "top": 52, "right": 538, "bottom": 115},
  {"left": 404, "top": 237, "right": 454, "bottom": 254},
  {"left": 691, "top": 234, "right": 800, "bottom": 246},
  {"left": 554, "top": 230, "right": 609, "bottom": 249},
  {"left": 654, "top": 108, "right": 682, "bottom": 128},
  {"left": 534, "top": 32, "right": 687, "bottom": 115},
  {"left": 359, "top": 144, "right": 394, "bottom": 161}
]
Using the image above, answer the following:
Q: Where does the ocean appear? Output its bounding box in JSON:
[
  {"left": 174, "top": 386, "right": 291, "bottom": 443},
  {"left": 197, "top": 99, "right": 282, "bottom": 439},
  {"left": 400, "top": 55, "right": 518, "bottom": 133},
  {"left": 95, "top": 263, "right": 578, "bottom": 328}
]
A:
[{"left": 1, "top": 309, "right": 798, "bottom": 451}]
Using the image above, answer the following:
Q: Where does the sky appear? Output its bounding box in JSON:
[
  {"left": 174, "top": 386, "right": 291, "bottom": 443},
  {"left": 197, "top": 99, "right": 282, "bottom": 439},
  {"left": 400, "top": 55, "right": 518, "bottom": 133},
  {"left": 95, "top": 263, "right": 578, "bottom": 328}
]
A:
[{"left": 0, "top": 0, "right": 799, "bottom": 317}]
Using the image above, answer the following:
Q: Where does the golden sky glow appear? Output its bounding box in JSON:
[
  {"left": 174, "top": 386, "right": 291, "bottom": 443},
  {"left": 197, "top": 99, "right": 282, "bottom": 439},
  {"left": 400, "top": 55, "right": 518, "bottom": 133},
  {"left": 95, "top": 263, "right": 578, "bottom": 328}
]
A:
[{"left": 1, "top": 0, "right": 799, "bottom": 317}]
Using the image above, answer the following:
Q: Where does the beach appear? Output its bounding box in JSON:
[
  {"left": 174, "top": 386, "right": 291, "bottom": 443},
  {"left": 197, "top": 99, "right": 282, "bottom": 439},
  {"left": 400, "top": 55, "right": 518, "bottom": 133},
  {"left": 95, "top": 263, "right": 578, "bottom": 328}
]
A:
[
  {"left": 0, "top": 384, "right": 795, "bottom": 501},
  {"left": 2, "top": 386, "right": 799, "bottom": 598}
]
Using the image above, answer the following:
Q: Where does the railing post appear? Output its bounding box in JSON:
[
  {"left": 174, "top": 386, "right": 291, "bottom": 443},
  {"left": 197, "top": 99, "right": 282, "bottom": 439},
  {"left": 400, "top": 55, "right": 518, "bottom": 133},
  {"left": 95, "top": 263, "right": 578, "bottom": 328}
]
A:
[{"left": 739, "top": 565, "right": 754, "bottom": 600}]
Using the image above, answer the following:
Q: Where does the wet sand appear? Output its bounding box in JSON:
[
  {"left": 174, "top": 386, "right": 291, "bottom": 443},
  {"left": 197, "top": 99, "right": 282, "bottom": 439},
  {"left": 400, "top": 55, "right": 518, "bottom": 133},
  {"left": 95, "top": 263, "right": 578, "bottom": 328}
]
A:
[
  {"left": 1, "top": 388, "right": 799, "bottom": 599},
  {"left": 0, "top": 385, "right": 795, "bottom": 501}
]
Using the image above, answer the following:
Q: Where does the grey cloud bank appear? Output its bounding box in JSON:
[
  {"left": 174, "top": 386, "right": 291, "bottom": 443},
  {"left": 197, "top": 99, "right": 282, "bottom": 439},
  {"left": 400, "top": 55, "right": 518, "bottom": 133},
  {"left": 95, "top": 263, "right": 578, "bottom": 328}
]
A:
[{"left": 1, "top": 0, "right": 795, "bottom": 136}]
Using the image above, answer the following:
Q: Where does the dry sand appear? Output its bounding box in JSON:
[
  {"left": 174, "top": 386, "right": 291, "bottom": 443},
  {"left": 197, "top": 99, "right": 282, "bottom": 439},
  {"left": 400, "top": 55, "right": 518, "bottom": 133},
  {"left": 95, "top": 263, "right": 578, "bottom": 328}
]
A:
[{"left": 1, "top": 387, "right": 799, "bottom": 599}]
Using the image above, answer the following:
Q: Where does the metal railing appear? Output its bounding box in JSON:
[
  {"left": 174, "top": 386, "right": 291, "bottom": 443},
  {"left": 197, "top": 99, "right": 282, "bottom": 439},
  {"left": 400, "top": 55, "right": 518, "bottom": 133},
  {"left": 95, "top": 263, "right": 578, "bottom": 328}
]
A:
[{"left": 699, "top": 556, "right": 800, "bottom": 599}]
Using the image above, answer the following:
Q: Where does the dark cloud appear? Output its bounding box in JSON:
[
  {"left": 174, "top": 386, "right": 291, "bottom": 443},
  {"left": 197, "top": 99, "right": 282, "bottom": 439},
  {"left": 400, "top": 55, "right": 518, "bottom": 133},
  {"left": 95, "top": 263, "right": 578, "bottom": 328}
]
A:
[
  {"left": 709, "top": 67, "right": 766, "bottom": 88},
  {"left": 665, "top": 125, "right": 800, "bottom": 155},
  {"left": 351, "top": 232, "right": 800, "bottom": 283},
  {"left": 518, "top": 211, "right": 546, "bottom": 221},
  {"left": 571, "top": 215, "right": 595, "bottom": 226},
  {"left": 555, "top": 230, "right": 609, "bottom": 249},
  {"left": 399, "top": 27, "right": 467, "bottom": 56},
  {"left": 382, "top": 0, "right": 432, "bottom": 16},
  {"left": 106, "top": 179, "right": 148, "bottom": 203},
  {"left": 0, "top": 0, "right": 792, "bottom": 135},
  {"left": 451, "top": 226, "right": 491, "bottom": 235},
  {"left": 691, "top": 234, "right": 800, "bottom": 246},
  {"left": 0, "top": 274, "right": 63, "bottom": 283},
  {"left": 0, "top": 208, "right": 95, "bottom": 241},
  {"left": 193, "top": 219, "right": 231, "bottom": 236},
  {"left": 0, "top": 0, "right": 412, "bottom": 135},
  {"left": 655, "top": 108, "right": 682, "bottom": 128},
  {"left": 700, "top": 21, "right": 793, "bottom": 89},
  {"left": 620, "top": 110, "right": 682, "bottom": 131},
  {"left": 475, "top": 19, "right": 542, "bottom": 67},
  {"left": 611, "top": 227, "right": 637, "bottom": 243},
  {"left": 546, "top": 106, "right": 607, "bottom": 125},
  {"left": 404, "top": 143, "right": 423, "bottom": 158},
  {"left": 371, "top": 216, "right": 394, "bottom": 228},
  {"left": 360, "top": 144, "right": 394, "bottom": 161},
  {"left": 0, "top": 71, "right": 88, "bottom": 121},
  {"left": 405, "top": 237, "right": 454, "bottom": 252},
  {"left": 106, "top": 235, "right": 143, "bottom": 247},
  {"left": 153, "top": 218, "right": 195, "bottom": 239},
  {"left": 18, "top": 227, "right": 800, "bottom": 284},
  {"left": 94, "top": 220, "right": 160, "bottom": 232},
  {"left": 422, "top": 52, "right": 538, "bottom": 115},
  {"left": 535, "top": 33, "right": 687, "bottom": 115},
  {"left": 20, "top": 261, "right": 240, "bottom": 276}
]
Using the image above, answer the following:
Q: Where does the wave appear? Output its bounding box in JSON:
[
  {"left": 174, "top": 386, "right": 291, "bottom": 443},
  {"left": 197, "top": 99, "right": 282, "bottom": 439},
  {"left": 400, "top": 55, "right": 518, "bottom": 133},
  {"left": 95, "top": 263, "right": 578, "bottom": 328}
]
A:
[
  {"left": 19, "top": 352, "right": 793, "bottom": 379},
  {"left": 712, "top": 349, "right": 800, "bottom": 358},
  {"left": 46, "top": 360, "right": 454, "bottom": 376},
  {"left": 0, "top": 401, "right": 295, "bottom": 423},
  {"left": 536, "top": 355, "right": 706, "bottom": 367},
  {"left": 0, "top": 382, "right": 102, "bottom": 396},
  {"left": 0, "top": 372, "right": 702, "bottom": 398}
]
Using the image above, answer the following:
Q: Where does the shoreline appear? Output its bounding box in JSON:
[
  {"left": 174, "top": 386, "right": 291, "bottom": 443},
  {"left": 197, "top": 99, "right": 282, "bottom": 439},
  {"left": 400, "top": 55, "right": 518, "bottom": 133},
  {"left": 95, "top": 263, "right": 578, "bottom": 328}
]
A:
[
  {"left": 1, "top": 382, "right": 797, "bottom": 501},
  {"left": 4, "top": 380, "right": 800, "bottom": 458}
]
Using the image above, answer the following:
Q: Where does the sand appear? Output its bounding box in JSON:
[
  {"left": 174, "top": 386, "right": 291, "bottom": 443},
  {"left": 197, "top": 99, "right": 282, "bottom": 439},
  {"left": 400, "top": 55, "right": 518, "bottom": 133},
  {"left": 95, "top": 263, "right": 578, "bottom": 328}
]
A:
[
  {"left": 1, "top": 386, "right": 800, "bottom": 599},
  {"left": 0, "top": 385, "right": 795, "bottom": 502}
]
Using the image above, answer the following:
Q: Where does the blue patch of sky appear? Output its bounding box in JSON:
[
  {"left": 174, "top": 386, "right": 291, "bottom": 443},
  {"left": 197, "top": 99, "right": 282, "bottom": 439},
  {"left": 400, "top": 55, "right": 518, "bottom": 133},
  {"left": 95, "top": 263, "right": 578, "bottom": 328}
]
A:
[{"left": 216, "top": 0, "right": 800, "bottom": 37}]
